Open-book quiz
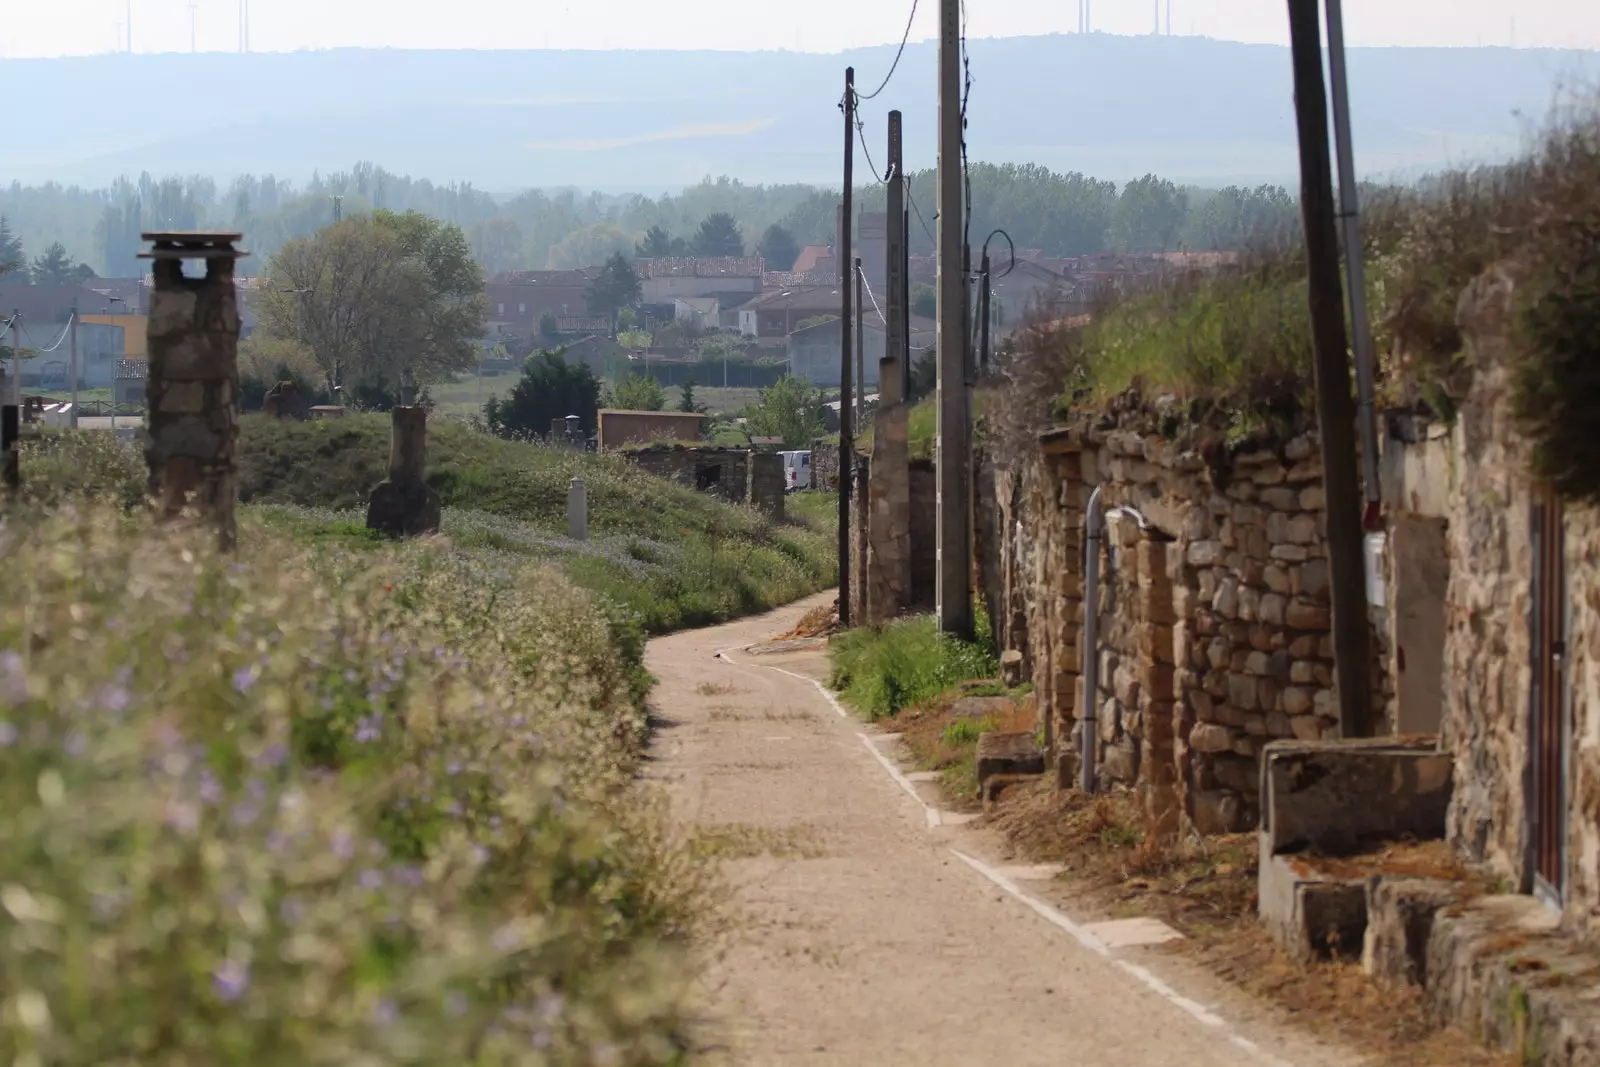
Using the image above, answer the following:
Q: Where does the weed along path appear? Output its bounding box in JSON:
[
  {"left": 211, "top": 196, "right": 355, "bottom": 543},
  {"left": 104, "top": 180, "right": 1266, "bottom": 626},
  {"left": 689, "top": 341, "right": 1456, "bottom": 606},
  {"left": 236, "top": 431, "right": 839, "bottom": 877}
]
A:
[{"left": 644, "top": 595, "right": 1368, "bottom": 1067}]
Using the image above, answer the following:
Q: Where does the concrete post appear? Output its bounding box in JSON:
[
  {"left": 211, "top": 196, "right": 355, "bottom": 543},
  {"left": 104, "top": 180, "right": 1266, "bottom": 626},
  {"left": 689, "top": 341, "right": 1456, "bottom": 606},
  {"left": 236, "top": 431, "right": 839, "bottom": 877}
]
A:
[
  {"left": 568, "top": 476, "right": 588, "bottom": 541},
  {"left": 365, "top": 405, "right": 441, "bottom": 537},
  {"left": 141, "top": 231, "right": 246, "bottom": 552}
]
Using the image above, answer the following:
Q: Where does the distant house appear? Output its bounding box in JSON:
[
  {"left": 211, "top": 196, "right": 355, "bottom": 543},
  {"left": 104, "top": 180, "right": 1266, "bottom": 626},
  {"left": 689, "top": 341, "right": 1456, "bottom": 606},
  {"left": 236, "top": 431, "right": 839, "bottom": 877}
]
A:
[
  {"left": 113, "top": 358, "right": 147, "bottom": 405},
  {"left": 791, "top": 245, "right": 833, "bottom": 277},
  {"left": 673, "top": 297, "right": 720, "bottom": 331},
  {"left": 741, "top": 286, "right": 844, "bottom": 346},
  {"left": 987, "top": 259, "right": 1076, "bottom": 336},
  {"left": 785, "top": 313, "right": 937, "bottom": 388},
  {"left": 487, "top": 269, "right": 600, "bottom": 333},
  {"left": 636, "top": 256, "right": 764, "bottom": 303}
]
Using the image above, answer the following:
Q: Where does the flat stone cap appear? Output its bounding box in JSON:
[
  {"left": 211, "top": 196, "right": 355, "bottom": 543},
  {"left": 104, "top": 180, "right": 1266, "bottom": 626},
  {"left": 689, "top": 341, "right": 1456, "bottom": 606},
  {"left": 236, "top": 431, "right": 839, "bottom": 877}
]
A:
[{"left": 140, "top": 232, "right": 249, "bottom": 260}]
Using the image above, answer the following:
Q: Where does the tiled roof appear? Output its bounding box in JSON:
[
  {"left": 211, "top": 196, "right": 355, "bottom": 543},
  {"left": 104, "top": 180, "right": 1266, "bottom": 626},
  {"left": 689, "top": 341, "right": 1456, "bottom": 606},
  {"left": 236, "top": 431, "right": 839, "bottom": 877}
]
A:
[
  {"left": 791, "top": 245, "right": 832, "bottom": 274},
  {"left": 637, "top": 256, "right": 764, "bottom": 279},
  {"left": 115, "top": 359, "right": 148, "bottom": 379},
  {"left": 491, "top": 269, "right": 598, "bottom": 286}
]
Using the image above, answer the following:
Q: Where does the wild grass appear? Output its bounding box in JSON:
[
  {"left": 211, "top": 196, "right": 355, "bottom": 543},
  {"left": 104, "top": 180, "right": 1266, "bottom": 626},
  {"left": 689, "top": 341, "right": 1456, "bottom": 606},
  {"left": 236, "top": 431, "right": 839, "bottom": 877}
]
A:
[
  {"left": 828, "top": 614, "right": 998, "bottom": 721},
  {"left": 0, "top": 502, "right": 711, "bottom": 1065},
  {"left": 23, "top": 415, "right": 837, "bottom": 634}
]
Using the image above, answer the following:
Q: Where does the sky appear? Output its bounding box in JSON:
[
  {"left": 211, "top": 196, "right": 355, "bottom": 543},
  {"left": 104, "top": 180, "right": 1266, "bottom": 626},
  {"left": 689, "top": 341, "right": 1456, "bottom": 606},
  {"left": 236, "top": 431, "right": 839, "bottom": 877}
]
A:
[{"left": 1, "top": 0, "right": 1597, "bottom": 58}]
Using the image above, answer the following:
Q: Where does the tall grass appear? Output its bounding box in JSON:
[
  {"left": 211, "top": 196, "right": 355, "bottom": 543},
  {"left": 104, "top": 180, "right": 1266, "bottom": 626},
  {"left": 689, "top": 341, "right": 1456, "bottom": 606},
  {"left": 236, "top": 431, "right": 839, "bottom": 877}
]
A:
[
  {"left": 0, "top": 503, "right": 709, "bottom": 1065},
  {"left": 829, "top": 615, "right": 998, "bottom": 721}
]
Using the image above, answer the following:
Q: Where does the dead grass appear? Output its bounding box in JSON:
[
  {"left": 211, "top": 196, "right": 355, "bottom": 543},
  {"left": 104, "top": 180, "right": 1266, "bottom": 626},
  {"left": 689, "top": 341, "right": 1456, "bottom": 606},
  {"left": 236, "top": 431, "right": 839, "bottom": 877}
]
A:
[
  {"left": 978, "top": 779, "right": 1515, "bottom": 1066},
  {"left": 883, "top": 690, "right": 1038, "bottom": 809},
  {"left": 691, "top": 824, "right": 828, "bottom": 861},
  {"left": 696, "top": 681, "right": 738, "bottom": 697},
  {"left": 782, "top": 602, "right": 840, "bottom": 640}
]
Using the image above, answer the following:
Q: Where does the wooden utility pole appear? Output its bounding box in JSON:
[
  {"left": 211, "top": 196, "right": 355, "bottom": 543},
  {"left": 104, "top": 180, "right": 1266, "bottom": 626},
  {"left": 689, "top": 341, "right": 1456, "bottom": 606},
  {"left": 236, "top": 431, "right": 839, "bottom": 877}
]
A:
[
  {"left": 839, "top": 66, "right": 855, "bottom": 627},
  {"left": 936, "top": 0, "right": 972, "bottom": 639},
  {"left": 1286, "top": 0, "right": 1373, "bottom": 738},
  {"left": 69, "top": 305, "right": 79, "bottom": 429}
]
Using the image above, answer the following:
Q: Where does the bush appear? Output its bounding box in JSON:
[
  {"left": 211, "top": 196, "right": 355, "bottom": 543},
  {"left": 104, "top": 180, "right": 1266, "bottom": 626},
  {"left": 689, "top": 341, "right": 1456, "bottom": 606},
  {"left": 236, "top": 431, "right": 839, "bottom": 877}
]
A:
[
  {"left": 0, "top": 504, "right": 708, "bottom": 1065},
  {"left": 829, "top": 615, "right": 997, "bottom": 721}
]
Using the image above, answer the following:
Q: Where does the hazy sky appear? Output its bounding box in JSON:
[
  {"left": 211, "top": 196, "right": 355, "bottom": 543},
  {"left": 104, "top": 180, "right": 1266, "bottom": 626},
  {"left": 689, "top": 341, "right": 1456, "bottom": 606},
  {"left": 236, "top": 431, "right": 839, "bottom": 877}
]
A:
[{"left": 3, "top": 0, "right": 1598, "bottom": 58}]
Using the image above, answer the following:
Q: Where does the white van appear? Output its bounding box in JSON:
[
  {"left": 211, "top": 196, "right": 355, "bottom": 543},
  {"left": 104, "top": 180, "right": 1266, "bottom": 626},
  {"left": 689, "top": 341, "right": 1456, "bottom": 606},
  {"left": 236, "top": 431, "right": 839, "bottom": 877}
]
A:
[{"left": 780, "top": 450, "right": 812, "bottom": 492}]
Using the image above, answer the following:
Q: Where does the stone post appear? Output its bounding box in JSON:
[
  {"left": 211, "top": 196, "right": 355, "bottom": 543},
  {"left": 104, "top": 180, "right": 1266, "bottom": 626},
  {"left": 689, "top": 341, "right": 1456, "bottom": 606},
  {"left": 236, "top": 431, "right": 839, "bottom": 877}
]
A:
[
  {"left": 866, "top": 354, "right": 912, "bottom": 624},
  {"left": 141, "top": 231, "right": 245, "bottom": 551},
  {"left": 365, "top": 406, "right": 441, "bottom": 537},
  {"left": 568, "top": 477, "right": 588, "bottom": 541}
]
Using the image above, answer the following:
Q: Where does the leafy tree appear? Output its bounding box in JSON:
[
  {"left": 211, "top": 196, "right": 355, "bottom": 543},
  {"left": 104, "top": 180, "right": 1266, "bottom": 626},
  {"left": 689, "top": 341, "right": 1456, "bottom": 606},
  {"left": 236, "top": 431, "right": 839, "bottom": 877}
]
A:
[
  {"left": 908, "top": 346, "right": 938, "bottom": 401},
  {"left": 612, "top": 371, "right": 665, "bottom": 411},
  {"left": 586, "top": 252, "right": 641, "bottom": 319},
  {"left": 538, "top": 311, "right": 562, "bottom": 343},
  {"left": 1181, "top": 184, "right": 1298, "bottom": 251},
  {"left": 911, "top": 283, "right": 937, "bottom": 320},
  {"left": 466, "top": 216, "right": 525, "bottom": 275},
  {"left": 744, "top": 374, "right": 824, "bottom": 447},
  {"left": 636, "top": 226, "right": 674, "bottom": 257},
  {"left": 258, "top": 210, "right": 487, "bottom": 395},
  {"left": 0, "top": 217, "right": 26, "bottom": 281},
  {"left": 692, "top": 213, "right": 744, "bottom": 257},
  {"left": 1110, "top": 174, "right": 1190, "bottom": 253},
  {"left": 74, "top": 263, "right": 98, "bottom": 282},
  {"left": 482, "top": 350, "right": 602, "bottom": 439},
  {"left": 678, "top": 378, "right": 707, "bottom": 414},
  {"left": 757, "top": 224, "right": 800, "bottom": 270},
  {"left": 545, "top": 222, "right": 634, "bottom": 269},
  {"left": 30, "top": 242, "right": 78, "bottom": 285}
]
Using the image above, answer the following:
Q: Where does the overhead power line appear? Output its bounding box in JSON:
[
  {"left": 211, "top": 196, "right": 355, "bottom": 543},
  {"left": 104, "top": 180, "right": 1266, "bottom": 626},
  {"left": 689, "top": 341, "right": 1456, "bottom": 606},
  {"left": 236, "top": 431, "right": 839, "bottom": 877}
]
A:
[{"left": 857, "top": 0, "right": 920, "bottom": 101}]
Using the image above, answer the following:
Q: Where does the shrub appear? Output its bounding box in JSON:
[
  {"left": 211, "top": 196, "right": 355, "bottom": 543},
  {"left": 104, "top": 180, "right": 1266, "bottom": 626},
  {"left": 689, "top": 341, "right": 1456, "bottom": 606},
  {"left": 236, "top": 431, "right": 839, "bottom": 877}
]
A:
[
  {"left": 829, "top": 616, "right": 997, "bottom": 720},
  {"left": 0, "top": 504, "right": 708, "bottom": 1065}
]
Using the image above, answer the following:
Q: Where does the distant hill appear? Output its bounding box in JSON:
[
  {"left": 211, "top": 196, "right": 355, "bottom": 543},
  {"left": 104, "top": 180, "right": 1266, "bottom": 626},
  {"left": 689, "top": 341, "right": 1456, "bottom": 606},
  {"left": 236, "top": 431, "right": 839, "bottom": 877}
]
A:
[{"left": 1, "top": 35, "right": 1593, "bottom": 190}]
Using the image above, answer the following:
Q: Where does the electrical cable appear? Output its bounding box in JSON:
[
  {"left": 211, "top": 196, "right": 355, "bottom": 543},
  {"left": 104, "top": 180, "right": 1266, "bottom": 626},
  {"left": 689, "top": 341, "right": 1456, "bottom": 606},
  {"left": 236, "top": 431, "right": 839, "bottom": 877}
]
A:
[
  {"left": 857, "top": 0, "right": 920, "bottom": 101},
  {"left": 20, "top": 314, "right": 74, "bottom": 354},
  {"left": 855, "top": 111, "right": 888, "bottom": 185},
  {"left": 857, "top": 264, "right": 888, "bottom": 327},
  {"left": 906, "top": 184, "right": 936, "bottom": 246}
]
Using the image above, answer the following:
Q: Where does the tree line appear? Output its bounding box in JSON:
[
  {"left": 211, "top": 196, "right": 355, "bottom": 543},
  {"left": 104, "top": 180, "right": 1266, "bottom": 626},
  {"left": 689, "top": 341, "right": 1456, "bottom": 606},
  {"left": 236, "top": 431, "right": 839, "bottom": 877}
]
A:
[{"left": 0, "top": 161, "right": 1302, "bottom": 280}]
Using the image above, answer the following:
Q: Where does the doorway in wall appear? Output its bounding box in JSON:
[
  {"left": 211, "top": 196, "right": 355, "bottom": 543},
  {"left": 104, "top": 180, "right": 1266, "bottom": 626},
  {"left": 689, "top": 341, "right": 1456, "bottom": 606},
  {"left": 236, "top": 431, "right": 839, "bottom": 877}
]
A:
[{"left": 1529, "top": 483, "right": 1570, "bottom": 908}]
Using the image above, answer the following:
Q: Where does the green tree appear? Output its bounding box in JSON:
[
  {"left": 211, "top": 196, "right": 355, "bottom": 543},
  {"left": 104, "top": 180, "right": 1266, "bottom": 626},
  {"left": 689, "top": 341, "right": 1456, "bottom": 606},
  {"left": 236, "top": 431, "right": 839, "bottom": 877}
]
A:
[
  {"left": 466, "top": 216, "right": 524, "bottom": 275},
  {"left": 635, "top": 226, "right": 674, "bottom": 257},
  {"left": 482, "top": 350, "right": 602, "bottom": 439},
  {"left": 1181, "top": 184, "right": 1298, "bottom": 251},
  {"left": 612, "top": 371, "right": 665, "bottom": 411},
  {"left": 0, "top": 217, "right": 26, "bottom": 281},
  {"left": 757, "top": 224, "right": 800, "bottom": 270},
  {"left": 692, "top": 213, "right": 744, "bottom": 257},
  {"left": 1110, "top": 174, "right": 1190, "bottom": 253},
  {"left": 258, "top": 210, "right": 487, "bottom": 397},
  {"left": 586, "top": 252, "right": 641, "bottom": 319},
  {"left": 538, "top": 311, "right": 562, "bottom": 343},
  {"left": 30, "top": 242, "right": 78, "bottom": 285},
  {"left": 678, "top": 378, "right": 707, "bottom": 414},
  {"left": 744, "top": 374, "right": 824, "bottom": 447},
  {"left": 911, "top": 283, "right": 937, "bottom": 320}
]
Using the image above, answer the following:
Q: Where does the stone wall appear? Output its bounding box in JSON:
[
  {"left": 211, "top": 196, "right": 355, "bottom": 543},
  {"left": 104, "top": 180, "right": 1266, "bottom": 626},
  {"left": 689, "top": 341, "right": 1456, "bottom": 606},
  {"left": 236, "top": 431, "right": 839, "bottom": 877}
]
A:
[
  {"left": 995, "top": 413, "right": 1357, "bottom": 834},
  {"left": 909, "top": 460, "right": 937, "bottom": 610},
  {"left": 811, "top": 438, "right": 841, "bottom": 491},
  {"left": 624, "top": 446, "right": 749, "bottom": 505},
  {"left": 1444, "top": 266, "right": 1600, "bottom": 942},
  {"left": 747, "top": 451, "right": 786, "bottom": 518}
]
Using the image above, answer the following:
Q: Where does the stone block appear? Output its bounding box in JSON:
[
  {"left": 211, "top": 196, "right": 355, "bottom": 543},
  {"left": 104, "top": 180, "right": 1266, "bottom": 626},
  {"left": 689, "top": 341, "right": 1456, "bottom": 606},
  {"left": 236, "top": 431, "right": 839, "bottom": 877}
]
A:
[
  {"left": 1282, "top": 686, "right": 1314, "bottom": 715},
  {"left": 1244, "top": 716, "right": 1269, "bottom": 737},
  {"left": 1290, "top": 714, "right": 1322, "bottom": 741},
  {"left": 1268, "top": 650, "right": 1293, "bottom": 682},
  {"left": 366, "top": 480, "right": 442, "bottom": 538},
  {"left": 1260, "top": 737, "right": 1452, "bottom": 855},
  {"left": 1258, "top": 678, "right": 1280, "bottom": 712},
  {"left": 1245, "top": 650, "right": 1271, "bottom": 676},
  {"left": 1361, "top": 877, "right": 1464, "bottom": 992},
  {"left": 1251, "top": 464, "right": 1287, "bottom": 486},
  {"left": 1227, "top": 480, "right": 1259, "bottom": 502},
  {"left": 1300, "top": 486, "right": 1325, "bottom": 511},
  {"left": 1238, "top": 586, "right": 1260, "bottom": 622},
  {"left": 1301, "top": 558, "right": 1331, "bottom": 599},
  {"left": 1270, "top": 544, "right": 1310, "bottom": 562},
  {"left": 1213, "top": 577, "right": 1239, "bottom": 618},
  {"left": 999, "top": 649, "right": 1025, "bottom": 687},
  {"left": 952, "top": 695, "right": 1017, "bottom": 721},
  {"left": 1259, "top": 847, "right": 1368, "bottom": 964},
  {"left": 1259, "top": 592, "right": 1288, "bottom": 626},
  {"left": 1286, "top": 598, "right": 1330, "bottom": 630},
  {"left": 1102, "top": 742, "right": 1138, "bottom": 783},
  {"left": 1232, "top": 736, "right": 1259, "bottom": 757},
  {"left": 1289, "top": 661, "right": 1315, "bottom": 685},
  {"left": 1267, "top": 710, "right": 1293, "bottom": 737},
  {"left": 1187, "top": 540, "right": 1223, "bottom": 567},
  {"left": 1263, "top": 564, "right": 1291, "bottom": 593},
  {"left": 1261, "top": 486, "right": 1300, "bottom": 510},
  {"left": 1288, "top": 514, "right": 1321, "bottom": 544},
  {"left": 1285, "top": 435, "right": 1315, "bottom": 461},
  {"left": 1190, "top": 690, "right": 1217, "bottom": 722},
  {"left": 1213, "top": 755, "right": 1258, "bottom": 793},
  {"left": 975, "top": 732, "right": 1046, "bottom": 792},
  {"left": 1227, "top": 671, "right": 1258, "bottom": 710},
  {"left": 1189, "top": 723, "right": 1233, "bottom": 754},
  {"left": 1138, "top": 661, "right": 1175, "bottom": 701},
  {"left": 1193, "top": 790, "right": 1248, "bottom": 834}
]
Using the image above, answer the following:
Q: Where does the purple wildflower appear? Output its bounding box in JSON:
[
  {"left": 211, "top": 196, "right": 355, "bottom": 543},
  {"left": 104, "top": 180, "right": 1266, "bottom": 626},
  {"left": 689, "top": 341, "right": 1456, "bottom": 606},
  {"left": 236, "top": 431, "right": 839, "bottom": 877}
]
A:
[
  {"left": 165, "top": 800, "right": 200, "bottom": 835},
  {"left": 64, "top": 731, "right": 87, "bottom": 758},
  {"left": 359, "top": 869, "right": 383, "bottom": 890},
  {"left": 372, "top": 999, "right": 399, "bottom": 1026},
  {"left": 198, "top": 770, "right": 223, "bottom": 805},
  {"left": 491, "top": 924, "right": 519, "bottom": 952},
  {"left": 331, "top": 829, "right": 355, "bottom": 859},
  {"left": 280, "top": 898, "right": 304, "bottom": 924},
  {"left": 212, "top": 959, "right": 250, "bottom": 1002},
  {"left": 255, "top": 743, "right": 288, "bottom": 769},
  {"left": 232, "top": 665, "right": 260, "bottom": 694},
  {"left": 0, "top": 652, "right": 26, "bottom": 704},
  {"left": 355, "top": 714, "right": 382, "bottom": 743},
  {"left": 392, "top": 865, "right": 424, "bottom": 887},
  {"left": 96, "top": 684, "right": 131, "bottom": 714},
  {"left": 445, "top": 991, "right": 468, "bottom": 1018}
]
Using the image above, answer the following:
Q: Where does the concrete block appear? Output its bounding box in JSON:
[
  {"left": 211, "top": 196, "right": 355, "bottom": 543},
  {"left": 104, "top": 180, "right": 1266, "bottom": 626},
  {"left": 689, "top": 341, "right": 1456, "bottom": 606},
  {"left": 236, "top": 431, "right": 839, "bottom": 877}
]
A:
[
  {"left": 1261, "top": 737, "right": 1452, "bottom": 856},
  {"left": 1259, "top": 842, "right": 1368, "bottom": 963},
  {"left": 976, "top": 732, "right": 1045, "bottom": 793}
]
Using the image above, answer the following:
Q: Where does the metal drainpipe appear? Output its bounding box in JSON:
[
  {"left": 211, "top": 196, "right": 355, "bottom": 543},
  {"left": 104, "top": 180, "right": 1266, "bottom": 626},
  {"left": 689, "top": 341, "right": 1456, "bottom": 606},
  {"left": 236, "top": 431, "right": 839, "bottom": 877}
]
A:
[{"left": 1081, "top": 487, "right": 1106, "bottom": 793}]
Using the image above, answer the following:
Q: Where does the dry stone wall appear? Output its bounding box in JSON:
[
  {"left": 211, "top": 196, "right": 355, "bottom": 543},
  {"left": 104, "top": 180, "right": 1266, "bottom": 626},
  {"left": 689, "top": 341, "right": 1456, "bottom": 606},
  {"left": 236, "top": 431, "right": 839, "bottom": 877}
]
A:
[{"left": 996, "top": 411, "right": 1360, "bottom": 834}]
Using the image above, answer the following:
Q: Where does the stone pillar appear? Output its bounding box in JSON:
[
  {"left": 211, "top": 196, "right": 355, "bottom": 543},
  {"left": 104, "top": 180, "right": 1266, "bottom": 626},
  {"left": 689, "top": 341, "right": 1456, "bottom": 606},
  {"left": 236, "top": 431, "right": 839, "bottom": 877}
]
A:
[
  {"left": 141, "top": 231, "right": 245, "bottom": 552},
  {"left": 866, "top": 355, "right": 912, "bottom": 624},
  {"left": 568, "top": 477, "right": 588, "bottom": 541},
  {"left": 850, "top": 456, "right": 870, "bottom": 624},
  {"left": 365, "top": 406, "right": 441, "bottom": 537}
]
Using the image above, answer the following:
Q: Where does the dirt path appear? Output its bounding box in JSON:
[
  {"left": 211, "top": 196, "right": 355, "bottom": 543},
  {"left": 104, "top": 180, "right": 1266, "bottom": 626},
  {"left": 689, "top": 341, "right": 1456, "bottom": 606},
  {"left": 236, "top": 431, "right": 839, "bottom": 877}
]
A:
[{"left": 645, "top": 594, "right": 1370, "bottom": 1067}]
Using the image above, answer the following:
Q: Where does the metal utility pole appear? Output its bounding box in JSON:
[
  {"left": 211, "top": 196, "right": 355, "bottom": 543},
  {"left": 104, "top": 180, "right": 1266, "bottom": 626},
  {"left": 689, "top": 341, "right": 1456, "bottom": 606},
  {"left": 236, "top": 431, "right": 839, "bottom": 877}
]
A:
[
  {"left": 332, "top": 196, "right": 344, "bottom": 224},
  {"left": 838, "top": 67, "right": 855, "bottom": 627},
  {"left": 936, "top": 0, "right": 972, "bottom": 640},
  {"left": 854, "top": 257, "right": 864, "bottom": 433},
  {"left": 1286, "top": 0, "right": 1373, "bottom": 739},
  {"left": 886, "top": 111, "right": 906, "bottom": 387},
  {"left": 188, "top": 4, "right": 198, "bottom": 52},
  {"left": 69, "top": 307, "right": 79, "bottom": 429},
  {"left": 1325, "top": 0, "right": 1381, "bottom": 522}
]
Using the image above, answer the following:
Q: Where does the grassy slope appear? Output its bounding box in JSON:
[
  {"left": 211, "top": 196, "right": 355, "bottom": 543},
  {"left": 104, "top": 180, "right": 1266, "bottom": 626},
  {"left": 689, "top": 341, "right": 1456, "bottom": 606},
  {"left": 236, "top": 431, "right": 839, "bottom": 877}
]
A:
[{"left": 234, "top": 414, "right": 836, "bottom": 633}]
